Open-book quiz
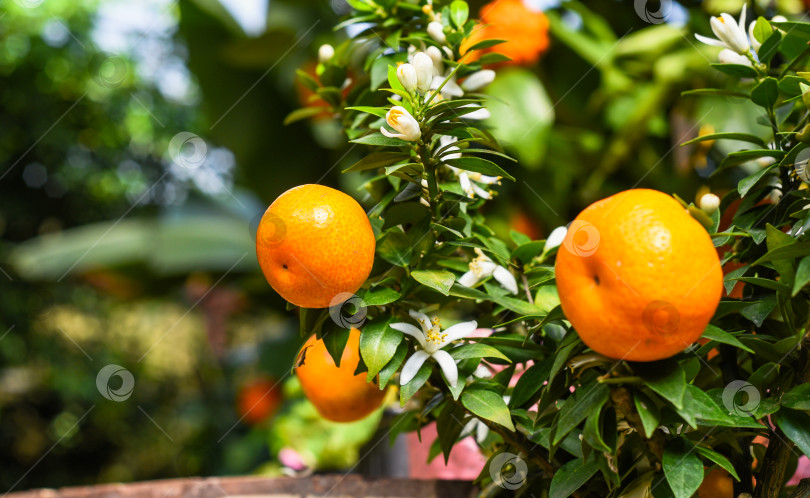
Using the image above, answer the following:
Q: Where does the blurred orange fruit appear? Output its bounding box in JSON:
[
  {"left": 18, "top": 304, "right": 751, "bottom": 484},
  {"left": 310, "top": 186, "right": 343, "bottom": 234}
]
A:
[
  {"left": 697, "top": 469, "right": 734, "bottom": 498},
  {"left": 237, "top": 378, "right": 283, "bottom": 425},
  {"left": 256, "top": 184, "right": 375, "bottom": 309},
  {"left": 509, "top": 208, "right": 542, "bottom": 240},
  {"left": 555, "top": 189, "right": 723, "bottom": 362},
  {"left": 295, "top": 328, "right": 386, "bottom": 422},
  {"left": 461, "top": 0, "right": 550, "bottom": 66}
]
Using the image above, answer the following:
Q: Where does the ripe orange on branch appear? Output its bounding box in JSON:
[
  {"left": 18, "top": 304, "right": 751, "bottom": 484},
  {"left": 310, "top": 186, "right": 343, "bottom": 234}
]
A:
[
  {"left": 555, "top": 189, "right": 723, "bottom": 362},
  {"left": 256, "top": 184, "right": 375, "bottom": 309},
  {"left": 295, "top": 328, "right": 386, "bottom": 422}
]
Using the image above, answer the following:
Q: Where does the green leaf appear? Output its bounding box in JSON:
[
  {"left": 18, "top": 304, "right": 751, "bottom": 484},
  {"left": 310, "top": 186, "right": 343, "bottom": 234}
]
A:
[
  {"left": 444, "top": 156, "right": 514, "bottom": 181},
  {"left": 553, "top": 381, "right": 610, "bottom": 445},
  {"left": 710, "top": 63, "right": 758, "bottom": 78},
  {"left": 681, "top": 132, "right": 765, "bottom": 148},
  {"left": 322, "top": 324, "right": 350, "bottom": 368},
  {"left": 350, "top": 132, "right": 410, "bottom": 147},
  {"left": 782, "top": 383, "right": 810, "bottom": 410},
  {"left": 359, "top": 319, "right": 403, "bottom": 383},
  {"left": 549, "top": 455, "right": 599, "bottom": 498},
  {"left": 345, "top": 105, "right": 388, "bottom": 118},
  {"left": 753, "top": 241, "right": 810, "bottom": 265},
  {"left": 662, "top": 438, "right": 704, "bottom": 498},
  {"left": 378, "top": 341, "right": 407, "bottom": 389},
  {"left": 377, "top": 230, "right": 412, "bottom": 267},
  {"left": 362, "top": 286, "right": 401, "bottom": 306},
  {"left": 775, "top": 408, "right": 810, "bottom": 457},
  {"left": 436, "top": 401, "right": 467, "bottom": 463},
  {"left": 633, "top": 391, "right": 661, "bottom": 438},
  {"left": 509, "top": 358, "right": 552, "bottom": 408},
  {"left": 583, "top": 405, "right": 617, "bottom": 453},
  {"left": 283, "top": 106, "right": 329, "bottom": 125},
  {"left": 343, "top": 151, "right": 407, "bottom": 173},
  {"left": 400, "top": 361, "right": 432, "bottom": 406},
  {"left": 635, "top": 361, "right": 687, "bottom": 410},
  {"left": 449, "top": 343, "right": 511, "bottom": 362},
  {"left": 449, "top": 0, "right": 469, "bottom": 29},
  {"left": 758, "top": 30, "right": 782, "bottom": 64},
  {"left": 411, "top": 269, "right": 455, "bottom": 296},
  {"left": 751, "top": 77, "right": 779, "bottom": 108},
  {"left": 738, "top": 163, "right": 777, "bottom": 197},
  {"left": 461, "top": 389, "right": 515, "bottom": 430},
  {"left": 752, "top": 17, "right": 773, "bottom": 45},
  {"left": 792, "top": 255, "right": 810, "bottom": 296},
  {"left": 464, "top": 39, "right": 506, "bottom": 52},
  {"left": 701, "top": 325, "right": 754, "bottom": 353},
  {"left": 694, "top": 446, "right": 739, "bottom": 480}
]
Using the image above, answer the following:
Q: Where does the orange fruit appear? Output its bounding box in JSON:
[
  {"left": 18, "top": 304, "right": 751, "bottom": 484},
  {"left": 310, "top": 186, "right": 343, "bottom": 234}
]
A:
[
  {"left": 697, "top": 469, "right": 734, "bottom": 498},
  {"left": 555, "top": 189, "right": 723, "bottom": 362},
  {"left": 461, "top": 0, "right": 550, "bottom": 66},
  {"left": 237, "top": 378, "right": 283, "bottom": 425},
  {"left": 256, "top": 184, "right": 375, "bottom": 309},
  {"left": 295, "top": 328, "right": 386, "bottom": 422}
]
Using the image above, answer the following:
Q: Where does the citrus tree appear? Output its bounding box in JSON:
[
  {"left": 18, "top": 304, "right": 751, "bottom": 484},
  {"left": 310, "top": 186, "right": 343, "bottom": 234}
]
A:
[{"left": 255, "top": 1, "right": 810, "bottom": 496}]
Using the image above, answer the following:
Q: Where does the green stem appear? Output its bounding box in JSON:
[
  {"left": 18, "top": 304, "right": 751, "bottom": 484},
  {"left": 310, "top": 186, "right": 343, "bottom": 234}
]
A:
[{"left": 597, "top": 375, "right": 642, "bottom": 385}]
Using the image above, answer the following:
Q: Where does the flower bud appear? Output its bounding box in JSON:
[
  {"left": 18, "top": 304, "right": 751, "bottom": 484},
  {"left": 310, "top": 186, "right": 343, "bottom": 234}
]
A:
[
  {"left": 412, "top": 52, "right": 434, "bottom": 93},
  {"left": 425, "top": 46, "right": 444, "bottom": 75},
  {"left": 318, "top": 44, "right": 334, "bottom": 63},
  {"left": 427, "top": 21, "right": 446, "bottom": 44},
  {"left": 718, "top": 48, "right": 751, "bottom": 66},
  {"left": 380, "top": 106, "right": 421, "bottom": 141},
  {"left": 396, "top": 63, "right": 418, "bottom": 93},
  {"left": 699, "top": 193, "right": 720, "bottom": 214},
  {"left": 461, "top": 70, "right": 495, "bottom": 92},
  {"left": 546, "top": 226, "right": 568, "bottom": 250}
]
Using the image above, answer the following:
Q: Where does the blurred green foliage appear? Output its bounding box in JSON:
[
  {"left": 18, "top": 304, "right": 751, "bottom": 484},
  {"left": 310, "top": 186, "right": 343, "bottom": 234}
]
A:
[{"left": 2, "top": 0, "right": 807, "bottom": 492}]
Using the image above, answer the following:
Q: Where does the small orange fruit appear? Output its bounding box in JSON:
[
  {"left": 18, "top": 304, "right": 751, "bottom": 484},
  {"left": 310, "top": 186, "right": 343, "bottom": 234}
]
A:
[
  {"left": 697, "top": 469, "right": 734, "bottom": 498},
  {"left": 295, "top": 328, "right": 386, "bottom": 422},
  {"left": 555, "top": 189, "right": 723, "bottom": 362},
  {"left": 237, "top": 378, "right": 283, "bottom": 425},
  {"left": 461, "top": 0, "right": 550, "bottom": 66},
  {"left": 256, "top": 184, "right": 375, "bottom": 309}
]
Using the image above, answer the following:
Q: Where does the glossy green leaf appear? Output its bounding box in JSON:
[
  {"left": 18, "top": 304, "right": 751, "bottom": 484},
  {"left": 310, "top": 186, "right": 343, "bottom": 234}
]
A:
[
  {"left": 636, "top": 361, "right": 686, "bottom": 410},
  {"left": 350, "top": 132, "right": 410, "bottom": 147},
  {"left": 322, "top": 324, "right": 350, "bottom": 367},
  {"left": 633, "top": 390, "right": 661, "bottom": 438},
  {"left": 509, "top": 358, "right": 552, "bottom": 408},
  {"left": 362, "top": 286, "right": 401, "bottom": 306},
  {"left": 694, "top": 446, "right": 739, "bottom": 480},
  {"left": 710, "top": 63, "right": 758, "bottom": 78},
  {"left": 553, "top": 381, "right": 609, "bottom": 445},
  {"left": 444, "top": 156, "right": 514, "bottom": 181},
  {"left": 449, "top": 0, "right": 469, "bottom": 28},
  {"left": 662, "top": 438, "right": 704, "bottom": 498},
  {"left": 411, "top": 269, "right": 455, "bottom": 296},
  {"left": 775, "top": 408, "right": 810, "bottom": 457},
  {"left": 782, "top": 383, "right": 810, "bottom": 410},
  {"left": 461, "top": 389, "right": 515, "bottom": 430},
  {"left": 701, "top": 325, "right": 754, "bottom": 353},
  {"left": 549, "top": 455, "right": 599, "bottom": 498},
  {"left": 378, "top": 341, "right": 407, "bottom": 389},
  {"left": 400, "top": 361, "right": 432, "bottom": 406},
  {"left": 359, "top": 319, "right": 403, "bottom": 382},
  {"left": 792, "top": 255, "right": 810, "bottom": 296},
  {"left": 449, "top": 343, "right": 511, "bottom": 362}
]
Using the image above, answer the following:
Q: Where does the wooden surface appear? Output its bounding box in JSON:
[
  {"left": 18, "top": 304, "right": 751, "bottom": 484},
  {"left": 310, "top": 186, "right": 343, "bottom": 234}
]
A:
[{"left": 6, "top": 475, "right": 476, "bottom": 498}]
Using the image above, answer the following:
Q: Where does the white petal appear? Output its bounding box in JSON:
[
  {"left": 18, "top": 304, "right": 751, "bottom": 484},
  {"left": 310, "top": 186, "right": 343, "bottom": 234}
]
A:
[
  {"left": 461, "top": 69, "right": 495, "bottom": 92},
  {"left": 473, "top": 365, "right": 492, "bottom": 378},
  {"left": 475, "top": 422, "right": 489, "bottom": 443},
  {"left": 476, "top": 260, "right": 498, "bottom": 277},
  {"left": 432, "top": 349, "right": 459, "bottom": 388},
  {"left": 459, "top": 172, "right": 474, "bottom": 198},
  {"left": 471, "top": 182, "right": 492, "bottom": 199},
  {"left": 694, "top": 33, "right": 727, "bottom": 48},
  {"left": 391, "top": 322, "right": 428, "bottom": 350},
  {"left": 408, "top": 309, "right": 433, "bottom": 333},
  {"left": 442, "top": 320, "right": 478, "bottom": 343},
  {"left": 400, "top": 350, "right": 430, "bottom": 385},
  {"left": 748, "top": 21, "right": 761, "bottom": 53},
  {"left": 546, "top": 226, "right": 567, "bottom": 249},
  {"left": 739, "top": 4, "right": 747, "bottom": 32},
  {"left": 457, "top": 270, "right": 480, "bottom": 288},
  {"left": 718, "top": 48, "right": 751, "bottom": 66},
  {"left": 493, "top": 265, "right": 519, "bottom": 295},
  {"left": 463, "top": 107, "right": 491, "bottom": 120},
  {"left": 380, "top": 127, "right": 406, "bottom": 140}
]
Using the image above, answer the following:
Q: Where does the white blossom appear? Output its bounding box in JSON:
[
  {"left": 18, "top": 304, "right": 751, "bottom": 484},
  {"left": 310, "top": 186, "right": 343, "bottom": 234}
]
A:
[
  {"left": 396, "top": 63, "right": 418, "bottom": 93},
  {"left": 381, "top": 106, "right": 421, "bottom": 141},
  {"left": 318, "top": 44, "right": 334, "bottom": 63},
  {"left": 461, "top": 70, "right": 496, "bottom": 92},
  {"left": 695, "top": 5, "right": 751, "bottom": 55},
  {"left": 412, "top": 52, "right": 434, "bottom": 93},
  {"left": 427, "top": 21, "right": 447, "bottom": 44},
  {"left": 391, "top": 310, "right": 477, "bottom": 388},
  {"left": 458, "top": 248, "right": 518, "bottom": 294}
]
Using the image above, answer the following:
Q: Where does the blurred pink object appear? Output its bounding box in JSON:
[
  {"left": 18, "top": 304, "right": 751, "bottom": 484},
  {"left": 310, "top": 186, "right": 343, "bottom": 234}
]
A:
[
  {"left": 278, "top": 447, "right": 307, "bottom": 471},
  {"left": 407, "top": 423, "right": 487, "bottom": 479},
  {"left": 787, "top": 456, "right": 810, "bottom": 486}
]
